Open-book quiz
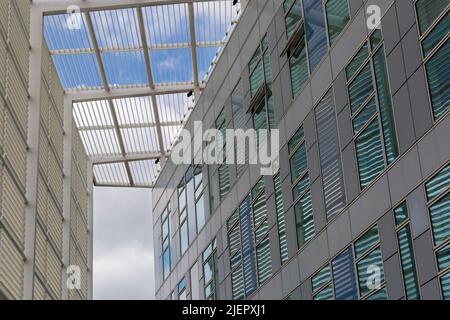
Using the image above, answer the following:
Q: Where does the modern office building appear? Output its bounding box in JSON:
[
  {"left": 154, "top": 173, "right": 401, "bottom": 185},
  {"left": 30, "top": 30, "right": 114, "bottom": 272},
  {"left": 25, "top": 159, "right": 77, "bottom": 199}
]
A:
[{"left": 152, "top": 0, "right": 450, "bottom": 300}]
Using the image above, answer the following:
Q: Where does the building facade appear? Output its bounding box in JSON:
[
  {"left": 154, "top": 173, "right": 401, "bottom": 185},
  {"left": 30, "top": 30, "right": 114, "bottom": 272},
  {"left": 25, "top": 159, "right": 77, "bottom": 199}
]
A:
[
  {"left": 0, "top": 0, "right": 93, "bottom": 300},
  {"left": 153, "top": 0, "right": 450, "bottom": 300}
]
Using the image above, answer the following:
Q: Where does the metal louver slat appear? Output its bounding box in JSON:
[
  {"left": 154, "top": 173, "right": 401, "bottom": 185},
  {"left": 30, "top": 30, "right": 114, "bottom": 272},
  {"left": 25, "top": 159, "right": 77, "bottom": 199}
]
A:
[
  {"left": 33, "top": 277, "right": 47, "bottom": 300},
  {"left": 4, "top": 112, "right": 27, "bottom": 186},
  {"left": 40, "top": 85, "right": 50, "bottom": 131},
  {"left": 41, "top": 40, "right": 51, "bottom": 84},
  {"left": 6, "top": 52, "right": 28, "bottom": 132},
  {"left": 0, "top": 228, "right": 24, "bottom": 299},
  {"left": 34, "top": 224, "right": 47, "bottom": 277},
  {"left": 36, "top": 176, "right": 47, "bottom": 223},
  {"left": 0, "top": 1, "right": 9, "bottom": 38},
  {"left": 13, "top": 0, "right": 30, "bottom": 35},
  {"left": 47, "top": 195, "right": 63, "bottom": 255},
  {"left": 48, "top": 150, "right": 63, "bottom": 207},
  {"left": 46, "top": 244, "right": 62, "bottom": 299},
  {"left": 2, "top": 169, "right": 25, "bottom": 243},
  {"left": 49, "top": 106, "right": 64, "bottom": 163},
  {"left": 0, "top": 32, "right": 6, "bottom": 92},
  {"left": 9, "top": 6, "right": 29, "bottom": 79}
]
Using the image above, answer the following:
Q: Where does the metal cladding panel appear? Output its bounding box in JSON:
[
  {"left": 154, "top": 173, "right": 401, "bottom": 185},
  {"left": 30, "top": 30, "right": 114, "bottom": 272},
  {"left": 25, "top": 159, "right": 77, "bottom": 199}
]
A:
[
  {"left": 0, "top": 229, "right": 24, "bottom": 299},
  {"left": 0, "top": 1, "right": 8, "bottom": 37},
  {"left": 4, "top": 112, "right": 27, "bottom": 186},
  {"left": 0, "top": 31, "right": 6, "bottom": 91},
  {"left": 6, "top": 52, "right": 28, "bottom": 131},
  {"left": 47, "top": 195, "right": 63, "bottom": 255},
  {"left": 9, "top": 5, "right": 29, "bottom": 79},
  {"left": 48, "top": 150, "right": 63, "bottom": 207},
  {"left": 33, "top": 277, "right": 47, "bottom": 300},
  {"left": 49, "top": 105, "right": 64, "bottom": 164},
  {"left": 36, "top": 176, "right": 47, "bottom": 225},
  {"left": 34, "top": 224, "right": 47, "bottom": 277},
  {"left": 46, "top": 243, "right": 62, "bottom": 299},
  {"left": 40, "top": 84, "right": 50, "bottom": 131}
]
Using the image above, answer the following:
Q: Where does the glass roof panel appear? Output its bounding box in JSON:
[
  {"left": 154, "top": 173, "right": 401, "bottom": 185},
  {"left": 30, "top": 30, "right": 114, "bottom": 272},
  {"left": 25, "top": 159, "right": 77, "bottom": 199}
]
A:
[
  {"left": 102, "top": 51, "right": 149, "bottom": 87},
  {"left": 129, "top": 160, "right": 161, "bottom": 187},
  {"left": 198, "top": 46, "right": 221, "bottom": 81},
  {"left": 150, "top": 48, "right": 193, "bottom": 84},
  {"left": 113, "top": 97, "right": 155, "bottom": 126},
  {"left": 121, "top": 127, "right": 160, "bottom": 154},
  {"left": 79, "top": 129, "right": 122, "bottom": 156},
  {"left": 73, "top": 100, "right": 114, "bottom": 128},
  {"left": 94, "top": 163, "right": 130, "bottom": 186}
]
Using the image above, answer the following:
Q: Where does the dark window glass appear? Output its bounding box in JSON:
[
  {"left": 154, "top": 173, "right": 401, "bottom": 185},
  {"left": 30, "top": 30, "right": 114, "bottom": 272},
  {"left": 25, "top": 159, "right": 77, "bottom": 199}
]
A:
[
  {"left": 294, "top": 191, "right": 315, "bottom": 247},
  {"left": 422, "top": 12, "right": 449, "bottom": 57},
  {"left": 240, "top": 196, "right": 258, "bottom": 296},
  {"left": 346, "top": 44, "right": 369, "bottom": 80},
  {"left": 303, "top": 0, "right": 328, "bottom": 72},
  {"left": 398, "top": 225, "right": 420, "bottom": 300},
  {"left": 274, "top": 174, "right": 288, "bottom": 264},
  {"left": 332, "top": 247, "right": 358, "bottom": 300},
  {"left": 289, "top": 37, "right": 309, "bottom": 97},
  {"left": 325, "top": 0, "right": 350, "bottom": 46},
  {"left": 415, "top": 0, "right": 449, "bottom": 34}
]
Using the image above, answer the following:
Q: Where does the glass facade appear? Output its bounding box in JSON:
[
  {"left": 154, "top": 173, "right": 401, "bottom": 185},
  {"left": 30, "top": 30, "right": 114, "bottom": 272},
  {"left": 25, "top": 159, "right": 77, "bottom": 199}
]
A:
[
  {"left": 216, "top": 109, "right": 230, "bottom": 201},
  {"left": 203, "top": 239, "right": 219, "bottom": 300},
  {"left": 325, "top": 0, "right": 350, "bottom": 46},
  {"left": 274, "top": 174, "right": 288, "bottom": 264},
  {"left": 346, "top": 33, "right": 399, "bottom": 189},
  {"left": 162, "top": 205, "right": 171, "bottom": 281},
  {"left": 303, "top": 0, "right": 328, "bottom": 72}
]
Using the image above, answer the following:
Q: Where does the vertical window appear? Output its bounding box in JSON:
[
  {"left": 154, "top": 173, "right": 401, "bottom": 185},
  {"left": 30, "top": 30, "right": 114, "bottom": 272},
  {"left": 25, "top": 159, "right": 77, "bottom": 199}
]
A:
[
  {"left": 354, "top": 225, "right": 387, "bottom": 299},
  {"left": 248, "top": 35, "right": 275, "bottom": 133},
  {"left": 289, "top": 37, "right": 309, "bottom": 97},
  {"left": 208, "top": 165, "right": 217, "bottom": 213},
  {"left": 416, "top": 0, "right": 449, "bottom": 120},
  {"left": 178, "top": 278, "right": 187, "bottom": 300},
  {"left": 252, "top": 178, "right": 272, "bottom": 286},
  {"left": 194, "top": 166, "right": 206, "bottom": 232},
  {"left": 312, "top": 265, "right": 334, "bottom": 300},
  {"left": 274, "top": 174, "right": 288, "bottom": 264},
  {"left": 303, "top": 0, "right": 328, "bottom": 72},
  {"left": 394, "top": 202, "right": 420, "bottom": 300},
  {"left": 162, "top": 205, "right": 171, "bottom": 281},
  {"left": 228, "top": 210, "right": 245, "bottom": 300},
  {"left": 203, "top": 239, "right": 219, "bottom": 300},
  {"left": 346, "top": 33, "right": 399, "bottom": 189},
  {"left": 240, "top": 195, "right": 258, "bottom": 296},
  {"left": 325, "top": 0, "right": 350, "bottom": 46},
  {"left": 425, "top": 162, "right": 450, "bottom": 299},
  {"left": 179, "top": 178, "right": 189, "bottom": 255},
  {"left": 283, "top": 0, "right": 303, "bottom": 39},
  {"left": 315, "top": 90, "right": 346, "bottom": 220},
  {"left": 331, "top": 247, "right": 358, "bottom": 300},
  {"left": 289, "top": 126, "right": 315, "bottom": 248},
  {"left": 216, "top": 109, "right": 230, "bottom": 201},
  {"left": 231, "top": 79, "right": 247, "bottom": 177}
]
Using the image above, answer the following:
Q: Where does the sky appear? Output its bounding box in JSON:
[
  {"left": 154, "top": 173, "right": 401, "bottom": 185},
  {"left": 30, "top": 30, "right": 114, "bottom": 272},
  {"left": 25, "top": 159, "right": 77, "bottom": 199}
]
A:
[{"left": 93, "top": 187, "right": 155, "bottom": 300}]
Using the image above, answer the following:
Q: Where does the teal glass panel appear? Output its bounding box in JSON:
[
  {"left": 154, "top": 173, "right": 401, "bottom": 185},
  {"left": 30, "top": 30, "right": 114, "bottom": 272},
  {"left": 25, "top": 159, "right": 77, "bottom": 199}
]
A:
[
  {"left": 290, "top": 143, "right": 308, "bottom": 184},
  {"left": 425, "top": 163, "right": 450, "bottom": 202},
  {"left": 293, "top": 173, "right": 310, "bottom": 201},
  {"left": 252, "top": 178, "right": 265, "bottom": 199},
  {"left": 429, "top": 190, "right": 450, "bottom": 246},
  {"left": 346, "top": 44, "right": 369, "bottom": 80},
  {"left": 349, "top": 63, "right": 374, "bottom": 114},
  {"left": 312, "top": 265, "right": 332, "bottom": 292},
  {"left": 398, "top": 226, "right": 420, "bottom": 300},
  {"left": 415, "top": 0, "right": 449, "bottom": 34},
  {"left": 231, "top": 266, "right": 245, "bottom": 300},
  {"left": 326, "top": 0, "right": 350, "bottom": 46},
  {"left": 256, "top": 237, "right": 272, "bottom": 285},
  {"left": 437, "top": 243, "right": 450, "bottom": 271},
  {"left": 288, "top": 126, "right": 305, "bottom": 154},
  {"left": 275, "top": 174, "right": 288, "bottom": 264},
  {"left": 314, "top": 285, "right": 334, "bottom": 300},
  {"left": 394, "top": 202, "right": 409, "bottom": 227},
  {"left": 422, "top": 12, "right": 449, "bottom": 57},
  {"left": 352, "top": 97, "right": 377, "bottom": 136},
  {"left": 295, "top": 191, "right": 315, "bottom": 248},
  {"left": 441, "top": 272, "right": 450, "bottom": 300},
  {"left": 357, "top": 247, "right": 384, "bottom": 297},
  {"left": 366, "top": 287, "right": 388, "bottom": 300},
  {"left": 355, "top": 118, "right": 385, "bottom": 189},
  {"left": 355, "top": 225, "right": 380, "bottom": 258},
  {"left": 370, "top": 29, "right": 383, "bottom": 50},
  {"left": 373, "top": 46, "right": 399, "bottom": 164},
  {"left": 253, "top": 194, "right": 268, "bottom": 230},
  {"left": 250, "top": 60, "right": 264, "bottom": 96},
  {"left": 218, "top": 163, "right": 230, "bottom": 201},
  {"left": 285, "top": 0, "right": 303, "bottom": 39},
  {"left": 229, "top": 225, "right": 241, "bottom": 257},
  {"left": 290, "top": 37, "right": 309, "bottom": 97}
]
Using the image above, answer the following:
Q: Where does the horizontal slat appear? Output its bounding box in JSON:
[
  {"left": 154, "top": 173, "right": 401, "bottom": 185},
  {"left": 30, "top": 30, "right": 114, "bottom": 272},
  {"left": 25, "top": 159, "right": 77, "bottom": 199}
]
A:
[
  {"left": 1, "top": 169, "right": 26, "bottom": 243},
  {"left": 0, "top": 228, "right": 24, "bottom": 299}
]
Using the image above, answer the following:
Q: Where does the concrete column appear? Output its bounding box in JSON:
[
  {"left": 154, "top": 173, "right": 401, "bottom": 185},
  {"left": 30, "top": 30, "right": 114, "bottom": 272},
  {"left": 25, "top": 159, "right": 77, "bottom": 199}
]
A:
[{"left": 23, "top": 5, "right": 44, "bottom": 300}]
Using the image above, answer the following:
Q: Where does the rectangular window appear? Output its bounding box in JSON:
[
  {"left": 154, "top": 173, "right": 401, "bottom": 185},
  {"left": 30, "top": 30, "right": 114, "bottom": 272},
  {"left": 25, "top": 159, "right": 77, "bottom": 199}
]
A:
[
  {"left": 346, "top": 33, "right": 399, "bottom": 189},
  {"left": 178, "top": 278, "right": 187, "bottom": 300},
  {"left": 248, "top": 35, "right": 275, "bottom": 132},
  {"left": 325, "top": 0, "right": 350, "bottom": 46},
  {"left": 208, "top": 165, "right": 217, "bottom": 213},
  {"left": 425, "top": 162, "right": 450, "bottom": 299},
  {"left": 289, "top": 37, "right": 309, "bottom": 97},
  {"left": 194, "top": 166, "right": 206, "bottom": 232},
  {"left": 216, "top": 108, "right": 230, "bottom": 201},
  {"left": 252, "top": 179, "right": 272, "bottom": 286},
  {"left": 416, "top": 1, "right": 449, "bottom": 120},
  {"left": 289, "top": 126, "right": 315, "bottom": 248},
  {"left": 231, "top": 79, "right": 247, "bottom": 177},
  {"left": 303, "top": 0, "right": 328, "bottom": 72},
  {"left": 354, "top": 225, "right": 386, "bottom": 299},
  {"left": 227, "top": 210, "right": 245, "bottom": 300},
  {"left": 331, "top": 247, "right": 358, "bottom": 300},
  {"left": 394, "top": 202, "right": 420, "bottom": 300},
  {"left": 315, "top": 90, "right": 346, "bottom": 220},
  {"left": 274, "top": 174, "right": 288, "bottom": 264},
  {"left": 162, "top": 205, "right": 171, "bottom": 280},
  {"left": 284, "top": 0, "right": 303, "bottom": 39},
  {"left": 312, "top": 265, "right": 334, "bottom": 300},
  {"left": 240, "top": 195, "right": 258, "bottom": 296},
  {"left": 203, "top": 239, "right": 219, "bottom": 300}
]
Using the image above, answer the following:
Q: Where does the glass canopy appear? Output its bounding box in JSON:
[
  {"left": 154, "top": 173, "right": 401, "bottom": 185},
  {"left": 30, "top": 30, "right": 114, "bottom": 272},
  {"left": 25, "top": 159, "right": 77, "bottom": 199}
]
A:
[{"left": 42, "top": 0, "right": 243, "bottom": 187}]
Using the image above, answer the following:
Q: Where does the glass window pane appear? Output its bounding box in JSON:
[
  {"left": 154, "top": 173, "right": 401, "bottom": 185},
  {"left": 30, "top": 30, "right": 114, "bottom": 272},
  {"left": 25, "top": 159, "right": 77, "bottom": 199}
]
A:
[
  {"left": 312, "top": 265, "right": 332, "bottom": 292},
  {"left": 285, "top": 0, "right": 303, "bottom": 39},
  {"left": 218, "top": 164, "right": 230, "bottom": 201},
  {"left": 326, "top": 0, "right": 350, "bottom": 46},
  {"left": 229, "top": 225, "right": 241, "bottom": 257},
  {"left": 353, "top": 98, "right": 377, "bottom": 136},
  {"left": 314, "top": 285, "right": 334, "bottom": 300},
  {"left": 373, "top": 47, "right": 398, "bottom": 164},
  {"left": 355, "top": 118, "right": 385, "bottom": 189},
  {"left": 252, "top": 178, "right": 265, "bottom": 199},
  {"left": 441, "top": 272, "right": 450, "bottom": 300},
  {"left": 370, "top": 30, "right": 383, "bottom": 50},
  {"left": 349, "top": 63, "right": 374, "bottom": 114},
  {"left": 332, "top": 247, "right": 358, "bottom": 300},
  {"left": 303, "top": 0, "right": 328, "bottom": 72},
  {"left": 178, "top": 187, "right": 186, "bottom": 212},
  {"left": 315, "top": 90, "right": 346, "bottom": 219},
  {"left": 289, "top": 126, "right": 305, "bottom": 154},
  {"left": 204, "top": 259, "right": 213, "bottom": 284},
  {"left": 415, "top": 0, "right": 449, "bottom": 34},
  {"left": 355, "top": 225, "right": 380, "bottom": 258},
  {"left": 290, "top": 37, "right": 309, "bottom": 97},
  {"left": 425, "top": 38, "right": 450, "bottom": 120},
  {"left": 275, "top": 174, "right": 288, "bottom": 264},
  {"left": 256, "top": 237, "right": 272, "bottom": 285},
  {"left": 231, "top": 266, "right": 245, "bottom": 300},
  {"left": 253, "top": 194, "right": 267, "bottom": 229},
  {"left": 295, "top": 191, "right": 315, "bottom": 248},
  {"left": 429, "top": 192, "right": 450, "bottom": 246},
  {"left": 395, "top": 202, "right": 409, "bottom": 227},
  {"left": 231, "top": 250, "right": 241, "bottom": 270},
  {"left": 366, "top": 287, "right": 388, "bottom": 300},
  {"left": 293, "top": 173, "right": 310, "bottom": 201},
  {"left": 290, "top": 143, "right": 308, "bottom": 184},
  {"left": 422, "top": 12, "right": 449, "bottom": 57},
  {"left": 357, "top": 247, "right": 384, "bottom": 297},
  {"left": 240, "top": 196, "right": 258, "bottom": 296},
  {"left": 425, "top": 163, "right": 450, "bottom": 202},
  {"left": 398, "top": 226, "right": 420, "bottom": 300},
  {"left": 437, "top": 243, "right": 450, "bottom": 271},
  {"left": 163, "top": 248, "right": 171, "bottom": 280},
  {"left": 180, "top": 221, "right": 189, "bottom": 254},
  {"left": 346, "top": 44, "right": 369, "bottom": 80},
  {"left": 196, "top": 195, "right": 206, "bottom": 232},
  {"left": 250, "top": 60, "right": 264, "bottom": 96}
]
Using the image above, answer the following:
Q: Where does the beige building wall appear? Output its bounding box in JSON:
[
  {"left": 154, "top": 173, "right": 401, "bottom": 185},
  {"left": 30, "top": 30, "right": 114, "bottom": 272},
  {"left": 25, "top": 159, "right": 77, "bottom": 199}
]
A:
[{"left": 0, "top": 0, "right": 92, "bottom": 300}]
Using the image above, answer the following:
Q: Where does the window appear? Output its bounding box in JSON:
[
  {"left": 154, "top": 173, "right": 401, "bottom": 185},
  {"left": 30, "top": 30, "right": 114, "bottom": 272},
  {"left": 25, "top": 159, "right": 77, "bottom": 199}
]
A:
[
  {"left": 194, "top": 166, "right": 206, "bottom": 232},
  {"left": 203, "top": 239, "right": 219, "bottom": 300},
  {"left": 208, "top": 165, "right": 217, "bottom": 213},
  {"left": 231, "top": 79, "right": 247, "bottom": 177},
  {"left": 248, "top": 35, "right": 275, "bottom": 132},
  {"left": 312, "top": 265, "right": 334, "bottom": 300},
  {"left": 179, "top": 177, "right": 189, "bottom": 255},
  {"left": 227, "top": 210, "right": 245, "bottom": 300},
  {"left": 346, "top": 33, "right": 399, "bottom": 189},
  {"left": 178, "top": 277, "right": 187, "bottom": 300},
  {"left": 274, "top": 174, "right": 288, "bottom": 264},
  {"left": 425, "top": 162, "right": 450, "bottom": 299},
  {"left": 283, "top": 0, "right": 303, "bottom": 39},
  {"left": 331, "top": 247, "right": 358, "bottom": 300},
  {"left": 216, "top": 109, "right": 230, "bottom": 201},
  {"left": 252, "top": 178, "right": 272, "bottom": 285},
  {"left": 289, "top": 37, "right": 309, "bottom": 97},
  {"left": 162, "top": 205, "right": 171, "bottom": 280},
  {"left": 315, "top": 90, "right": 346, "bottom": 220},
  {"left": 325, "top": 0, "right": 350, "bottom": 46},
  {"left": 303, "top": 0, "right": 328, "bottom": 72},
  {"left": 289, "top": 126, "right": 315, "bottom": 248},
  {"left": 394, "top": 202, "right": 420, "bottom": 300},
  {"left": 240, "top": 195, "right": 258, "bottom": 296},
  {"left": 354, "top": 225, "right": 387, "bottom": 299}
]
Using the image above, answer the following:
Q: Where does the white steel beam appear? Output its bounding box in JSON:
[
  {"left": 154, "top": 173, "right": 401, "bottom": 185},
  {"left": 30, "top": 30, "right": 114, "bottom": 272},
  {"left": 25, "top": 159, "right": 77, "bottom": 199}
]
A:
[{"left": 91, "top": 153, "right": 161, "bottom": 165}]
